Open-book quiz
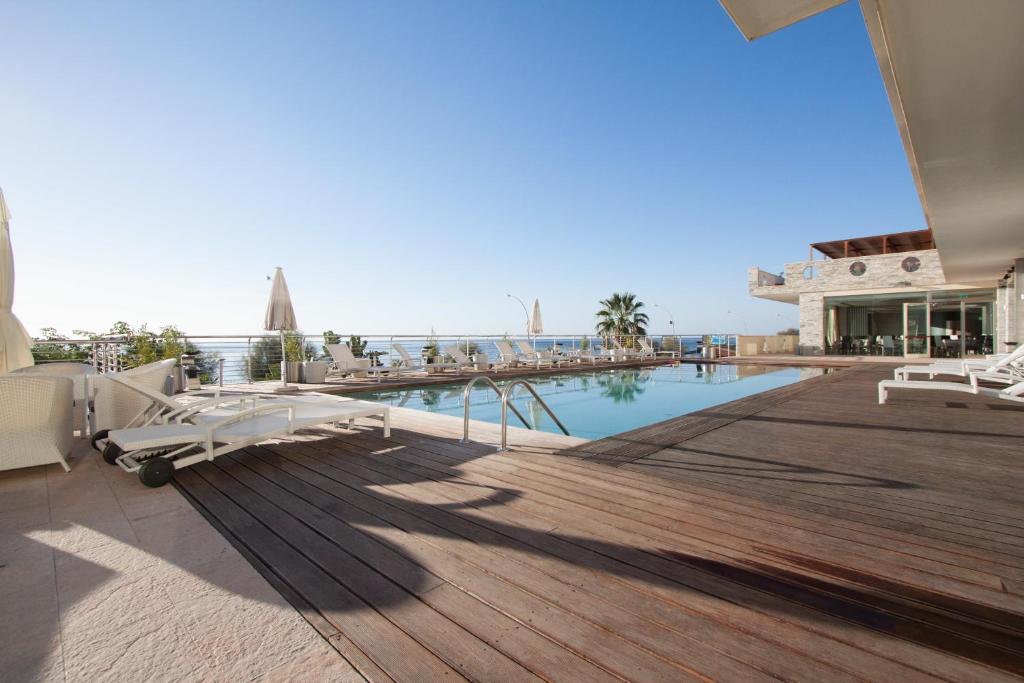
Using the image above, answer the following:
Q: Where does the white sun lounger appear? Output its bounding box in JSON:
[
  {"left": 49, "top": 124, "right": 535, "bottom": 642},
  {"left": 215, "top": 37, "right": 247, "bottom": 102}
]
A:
[
  {"left": 516, "top": 339, "right": 565, "bottom": 367},
  {"left": 106, "top": 393, "right": 390, "bottom": 487},
  {"left": 878, "top": 376, "right": 1024, "bottom": 406},
  {"left": 442, "top": 344, "right": 485, "bottom": 372},
  {"left": 325, "top": 342, "right": 374, "bottom": 378},
  {"left": 637, "top": 338, "right": 657, "bottom": 359},
  {"left": 893, "top": 344, "right": 1024, "bottom": 381},
  {"left": 392, "top": 343, "right": 462, "bottom": 373},
  {"left": 391, "top": 344, "right": 426, "bottom": 372},
  {"left": 494, "top": 340, "right": 522, "bottom": 367}
]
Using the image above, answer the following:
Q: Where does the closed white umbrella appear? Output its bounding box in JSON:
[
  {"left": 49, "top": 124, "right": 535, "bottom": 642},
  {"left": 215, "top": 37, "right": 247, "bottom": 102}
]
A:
[
  {"left": 529, "top": 298, "right": 543, "bottom": 336},
  {"left": 0, "top": 187, "right": 34, "bottom": 372},
  {"left": 529, "top": 298, "right": 543, "bottom": 348},
  {"left": 264, "top": 267, "right": 297, "bottom": 386}
]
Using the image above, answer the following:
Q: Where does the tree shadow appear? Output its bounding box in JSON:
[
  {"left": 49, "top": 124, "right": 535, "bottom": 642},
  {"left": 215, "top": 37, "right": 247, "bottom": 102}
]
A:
[
  {"left": 627, "top": 443, "right": 917, "bottom": 489},
  {"left": 169, "top": 425, "right": 1022, "bottom": 677},
  {"left": 564, "top": 436, "right": 918, "bottom": 489},
  {"left": 10, "top": 422, "right": 1018, "bottom": 680}
]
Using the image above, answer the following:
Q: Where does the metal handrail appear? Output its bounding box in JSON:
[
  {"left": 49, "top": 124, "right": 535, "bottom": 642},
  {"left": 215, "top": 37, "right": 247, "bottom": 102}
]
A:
[
  {"left": 461, "top": 376, "right": 530, "bottom": 443},
  {"left": 499, "top": 379, "right": 570, "bottom": 451}
]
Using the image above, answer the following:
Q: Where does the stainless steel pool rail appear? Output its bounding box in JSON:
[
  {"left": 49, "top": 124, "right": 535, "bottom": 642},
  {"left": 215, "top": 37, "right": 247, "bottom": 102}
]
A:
[
  {"left": 499, "top": 379, "right": 570, "bottom": 451},
  {"left": 460, "top": 376, "right": 531, "bottom": 443}
]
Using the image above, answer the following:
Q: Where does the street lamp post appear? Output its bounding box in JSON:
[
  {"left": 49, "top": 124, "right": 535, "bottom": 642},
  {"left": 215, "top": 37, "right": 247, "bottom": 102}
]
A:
[
  {"left": 653, "top": 303, "right": 676, "bottom": 336},
  {"left": 506, "top": 293, "right": 530, "bottom": 338},
  {"left": 725, "top": 309, "right": 747, "bottom": 334}
]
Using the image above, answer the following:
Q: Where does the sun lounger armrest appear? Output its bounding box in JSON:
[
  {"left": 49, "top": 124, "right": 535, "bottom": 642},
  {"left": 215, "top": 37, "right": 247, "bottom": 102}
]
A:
[{"left": 167, "top": 395, "right": 265, "bottom": 423}]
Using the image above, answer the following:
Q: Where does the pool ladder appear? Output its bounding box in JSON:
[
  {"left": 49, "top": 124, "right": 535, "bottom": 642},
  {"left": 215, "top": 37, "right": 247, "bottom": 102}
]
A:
[{"left": 461, "top": 376, "right": 570, "bottom": 451}]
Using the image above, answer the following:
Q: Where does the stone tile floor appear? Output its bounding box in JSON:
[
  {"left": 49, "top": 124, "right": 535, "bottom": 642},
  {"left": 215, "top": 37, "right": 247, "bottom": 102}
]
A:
[{"left": 0, "top": 439, "right": 362, "bottom": 683}]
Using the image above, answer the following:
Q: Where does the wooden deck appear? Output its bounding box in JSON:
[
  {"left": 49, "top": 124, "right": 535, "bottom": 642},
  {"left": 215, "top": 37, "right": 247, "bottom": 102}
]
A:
[{"left": 174, "top": 365, "right": 1024, "bottom": 682}]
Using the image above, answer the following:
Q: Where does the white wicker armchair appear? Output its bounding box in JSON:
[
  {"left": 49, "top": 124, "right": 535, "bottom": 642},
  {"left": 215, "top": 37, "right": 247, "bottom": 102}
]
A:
[
  {"left": 12, "top": 362, "right": 95, "bottom": 433},
  {"left": 90, "top": 358, "right": 177, "bottom": 435},
  {"left": 0, "top": 375, "right": 74, "bottom": 472}
]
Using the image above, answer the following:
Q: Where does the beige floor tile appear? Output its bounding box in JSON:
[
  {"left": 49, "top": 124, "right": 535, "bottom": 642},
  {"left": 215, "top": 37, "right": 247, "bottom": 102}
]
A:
[
  {"left": 256, "top": 640, "right": 365, "bottom": 683},
  {"left": 49, "top": 515, "right": 139, "bottom": 554},
  {"left": 0, "top": 533, "right": 56, "bottom": 600},
  {"left": 162, "top": 552, "right": 285, "bottom": 606},
  {"left": 131, "top": 506, "right": 235, "bottom": 570},
  {"left": 174, "top": 590, "right": 321, "bottom": 681},
  {"left": 54, "top": 541, "right": 174, "bottom": 631},
  {"left": 0, "top": 470, "right": 49, "bottom": 515},
  {"left": 0, "top": 503, "right": 51, "bottom": 534},
  {"left": 113, "top": 484, "right": 193, "bottom": 522},
  {"left": 0, "top": 465, "right": 49, "bottom": 486},
  {"left": 0, "top": 573, "right": 63, "bottom": 683},
  {"left": 59, "top": 572, "right": 177, "bottom": 648},
  {"left": 62, "top": 611, "right": 207, "bottom": 683},
  {"left": 1, "top": 438, "right": 333, "bottom": 683}
]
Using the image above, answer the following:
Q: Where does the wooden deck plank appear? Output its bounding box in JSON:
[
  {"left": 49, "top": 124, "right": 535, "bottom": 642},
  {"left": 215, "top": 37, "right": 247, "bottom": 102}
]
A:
[
  {"left": 171, "top": 363, "right": 1024, "bottom": 682},
  {"left": 193, "top": 460, "right": 542, "bottom": 683},
  {"left": 244, "top": 444, "right": 824, "bottom": 683},
  {"left": 270, "top": 440, "right": 943, "bottom": 682},
  {"left": 362, "top": 426, "right": 1019, "bottom": 588},
  {"left": 173, "top": 468, "right": 464, "bottom": 682},
  {"left": 219, "top": 450, "right": 625, "bottom": 683},
  {"left": 297, "top": 430, "right": 1024, "bottom": 681}
]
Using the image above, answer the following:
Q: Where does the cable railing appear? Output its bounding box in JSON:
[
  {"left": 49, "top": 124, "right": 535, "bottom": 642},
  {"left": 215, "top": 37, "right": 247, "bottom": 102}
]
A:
[{"left": 29, "top": 333, "right": 739, "bottom": 385}]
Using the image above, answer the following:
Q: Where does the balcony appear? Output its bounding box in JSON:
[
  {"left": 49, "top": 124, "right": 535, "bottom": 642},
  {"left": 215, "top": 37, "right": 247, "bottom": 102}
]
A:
[{"left": 750, "top": 248, "right": 946, "bottom": 304}]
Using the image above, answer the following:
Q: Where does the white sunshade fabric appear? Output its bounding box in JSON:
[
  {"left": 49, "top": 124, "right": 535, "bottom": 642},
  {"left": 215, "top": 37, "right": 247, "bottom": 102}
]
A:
[
  {"left": 0, "top": 187, "right": 34, "bottom": 373},
  {"left": 264, "top": 267, "right": 297, "bottom": 332},
  {"left": 529, "top": 298, "right": 543, "bottom": 336},
  {"left": 264, "top": 267, "right": 297, "bottom": 387}
]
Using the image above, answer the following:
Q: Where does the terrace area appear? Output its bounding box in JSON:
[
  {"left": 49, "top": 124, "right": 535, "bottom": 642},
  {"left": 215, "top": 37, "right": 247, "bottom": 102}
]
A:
[{"left": 4, "top": 363, "right": 1022, "bottom": 681}]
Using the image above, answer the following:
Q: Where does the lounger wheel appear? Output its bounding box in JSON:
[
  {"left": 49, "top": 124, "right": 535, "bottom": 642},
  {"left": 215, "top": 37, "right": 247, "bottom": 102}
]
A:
[
  {"left": 138, "top": 459, "right": 174, "bottom": 488},
  {"left": 102, "top": 442, "right": 123, "bottom": 465},
  {"left": 90, "top": 429, "right": 110, "bottom": 452}
]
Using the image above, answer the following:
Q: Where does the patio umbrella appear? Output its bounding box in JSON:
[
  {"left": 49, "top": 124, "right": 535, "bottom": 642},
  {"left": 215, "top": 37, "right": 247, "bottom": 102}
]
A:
[
  {"left": 264, "top": 267, "right": 297, "bottom": 386},
  {"left": 529, "top": 298, "right": 543, "bottom": 347},
  {"left": 0, "top": 187, "right": 34, "bottom": 372}
]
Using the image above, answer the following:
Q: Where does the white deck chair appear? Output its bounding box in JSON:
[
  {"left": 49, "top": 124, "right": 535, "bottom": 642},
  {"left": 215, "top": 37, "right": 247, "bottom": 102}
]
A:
[
  {"left": 106, "top": 394, "right": 390, "bottom": 487},
  {"left": 391, "top": 344, "right": 426, "bottom": 372},
  {"left": 612, "top": 338, "right": 642, "bottom": 360},
  {"left": 325, "top": 343, "right": 372, "bottom": 378},
  {"left": 393, "top": 343, "right": 460, "bottom": 373},
  {"left": 637, "top": 338, "right": 657, "bottom": 359},
  {"left": 893, "top": 344, "right": 1024, "bottom": 381},
  {"left": 441, "top": 344, "right": 479, "bottom": 372},
  {"left": 494, "top": 340, "right": 522, "bottom": 368},
  {"left": 878, "top": 376, "right": 1024, "bottom": 405},
  {"left": 515, "top": 339, "right": 557, "bottom": 367}
]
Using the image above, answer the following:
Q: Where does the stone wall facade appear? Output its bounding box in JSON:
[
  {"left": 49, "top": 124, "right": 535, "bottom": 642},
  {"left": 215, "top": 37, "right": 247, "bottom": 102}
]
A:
[
  {"left": 749, "top": 249, "right": 946, "bottom": 302},
  {"left": 798, "top": 293, "right": 824, "bottom": 355}
]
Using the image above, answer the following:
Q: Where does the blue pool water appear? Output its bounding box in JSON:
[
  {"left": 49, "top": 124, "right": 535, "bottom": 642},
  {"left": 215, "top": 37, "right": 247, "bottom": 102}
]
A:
[{"left": 351, "top": 363, "right": 825, "bottom": 440}]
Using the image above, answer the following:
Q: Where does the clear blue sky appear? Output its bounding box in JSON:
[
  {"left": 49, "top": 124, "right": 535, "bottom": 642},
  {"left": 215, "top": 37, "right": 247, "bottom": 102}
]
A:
[{"left": 2, "top": 0, "right": 923, "bottom": 337}]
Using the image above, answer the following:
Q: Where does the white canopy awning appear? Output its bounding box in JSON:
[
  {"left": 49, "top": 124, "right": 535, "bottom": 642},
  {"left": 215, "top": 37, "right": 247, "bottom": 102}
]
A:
[{"left": 0, "top": 187, "right": 34, "bottom": 372}]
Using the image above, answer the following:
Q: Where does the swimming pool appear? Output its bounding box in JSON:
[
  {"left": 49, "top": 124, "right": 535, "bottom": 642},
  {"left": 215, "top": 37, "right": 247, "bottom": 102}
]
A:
[{"left": 351, "top": 363, "right": 825, "bottom": 440}]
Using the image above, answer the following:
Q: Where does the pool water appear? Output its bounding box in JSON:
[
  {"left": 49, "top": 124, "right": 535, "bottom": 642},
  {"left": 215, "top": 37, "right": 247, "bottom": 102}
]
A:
[{"left": 351, "top": 363, "right": 825, "bottom": 440}]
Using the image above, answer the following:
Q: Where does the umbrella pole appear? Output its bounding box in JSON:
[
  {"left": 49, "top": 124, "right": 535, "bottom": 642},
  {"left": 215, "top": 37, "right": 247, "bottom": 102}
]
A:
[{"left": 280, "top": 330, "right": 287, "bottom": 387}]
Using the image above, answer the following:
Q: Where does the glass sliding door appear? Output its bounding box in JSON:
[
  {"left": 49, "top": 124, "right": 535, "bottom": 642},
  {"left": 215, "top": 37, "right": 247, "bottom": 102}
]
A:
[{"left": 903, "top": 302, "right": 930, "bottom": 358}]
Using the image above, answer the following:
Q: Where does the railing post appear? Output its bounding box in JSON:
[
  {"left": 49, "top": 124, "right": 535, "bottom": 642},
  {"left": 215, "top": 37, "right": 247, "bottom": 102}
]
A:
[
  {"left": 500, "top": 390, "right": 510, "bottom": 451},
  {"left": 218, "top": 357, "right": 225, "bottom": 387},
  {"left": 246, "top": 337, "right": 252, "bottom": 383}
]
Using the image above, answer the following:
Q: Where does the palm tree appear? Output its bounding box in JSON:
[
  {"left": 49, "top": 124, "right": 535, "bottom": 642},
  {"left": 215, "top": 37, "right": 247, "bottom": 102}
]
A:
[{"left": 595, "top": 292, "right": 649, "bottom": 347}]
